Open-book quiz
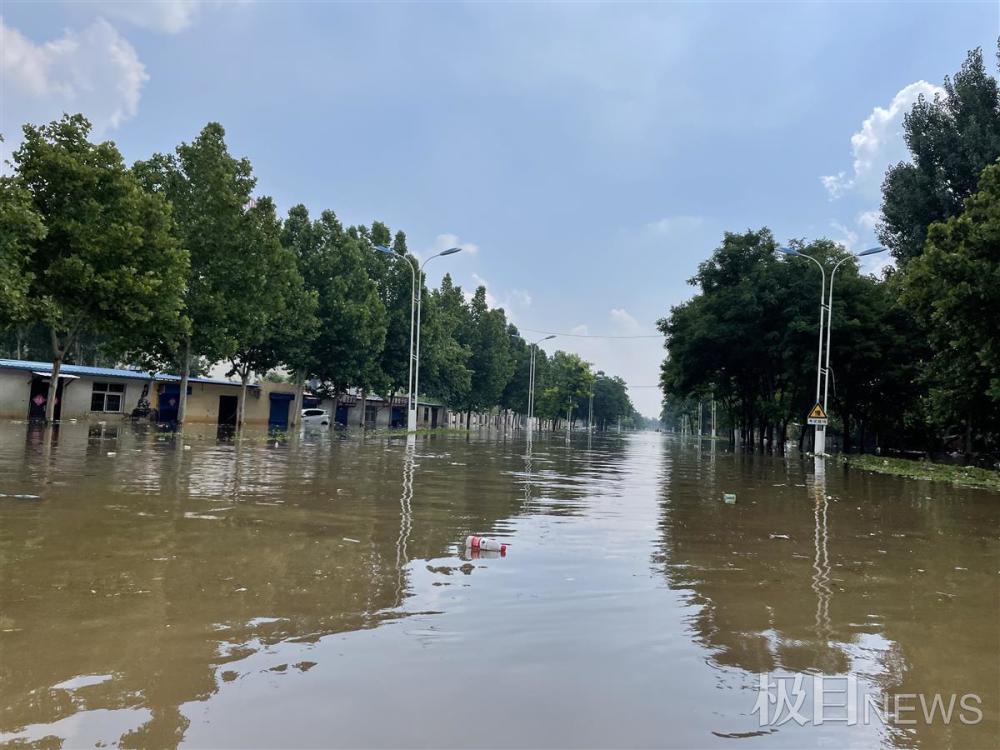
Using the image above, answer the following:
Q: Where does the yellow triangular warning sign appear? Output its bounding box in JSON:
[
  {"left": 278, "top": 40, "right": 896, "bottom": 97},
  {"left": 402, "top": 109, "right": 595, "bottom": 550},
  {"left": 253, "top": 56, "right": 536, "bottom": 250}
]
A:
[{"left": 808, "top": 403, "right": 827, "bottom": 420}]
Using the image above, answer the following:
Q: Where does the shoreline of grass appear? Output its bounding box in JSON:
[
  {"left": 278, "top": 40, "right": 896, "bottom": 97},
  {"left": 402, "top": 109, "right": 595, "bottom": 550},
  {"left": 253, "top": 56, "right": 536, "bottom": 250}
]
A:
[{"left": 843, "top": 454, "right": 1000, "bottom": 492}]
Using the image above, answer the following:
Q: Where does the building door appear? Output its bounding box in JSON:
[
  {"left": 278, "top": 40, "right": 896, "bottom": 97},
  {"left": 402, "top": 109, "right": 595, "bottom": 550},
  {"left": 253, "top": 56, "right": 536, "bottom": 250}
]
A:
[
  {"left": 28, "top": 376, "right": 63, "bottom": 421},
  {"left": 431, "top": 407, "right": 439, "bottom": 428},
  {"left": 158, "top": 384, "right": 180, "bottom": 423},
  {"left": 335, "top": 404, "right": 349, "bottom": 426},
  {"left": 268, "top": 393, "right": 293, "bottom": 431},
  {"left": 218, "top": 395, "right": 238, "bottom": 427}
]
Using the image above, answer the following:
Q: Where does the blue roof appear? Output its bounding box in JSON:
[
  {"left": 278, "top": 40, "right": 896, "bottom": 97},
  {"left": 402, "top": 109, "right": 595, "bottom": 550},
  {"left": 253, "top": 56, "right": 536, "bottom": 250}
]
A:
[{"left": 0, "top": 359, "right": 252, "bottom": 388}]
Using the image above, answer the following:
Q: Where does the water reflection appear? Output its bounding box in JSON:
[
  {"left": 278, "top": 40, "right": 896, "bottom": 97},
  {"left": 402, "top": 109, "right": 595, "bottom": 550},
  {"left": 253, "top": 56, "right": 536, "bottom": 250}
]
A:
[
  {"left": 0, "top": 425, "right": 996, "bottom": 749},
  {"left": 655, "top": 438, "right": 999, "bottom": 747}
]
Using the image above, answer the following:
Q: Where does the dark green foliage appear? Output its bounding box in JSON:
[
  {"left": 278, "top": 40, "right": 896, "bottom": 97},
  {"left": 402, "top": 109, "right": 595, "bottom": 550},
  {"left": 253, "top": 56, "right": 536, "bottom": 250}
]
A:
[{"left": 880, "top": 46, "right": 1000, "bottom": 264}]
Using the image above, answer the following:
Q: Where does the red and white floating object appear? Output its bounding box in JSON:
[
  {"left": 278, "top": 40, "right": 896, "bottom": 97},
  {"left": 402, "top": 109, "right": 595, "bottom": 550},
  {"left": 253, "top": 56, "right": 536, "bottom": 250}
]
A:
[{"left": 465, "top": 535, "right": 507, "bottom": 555}]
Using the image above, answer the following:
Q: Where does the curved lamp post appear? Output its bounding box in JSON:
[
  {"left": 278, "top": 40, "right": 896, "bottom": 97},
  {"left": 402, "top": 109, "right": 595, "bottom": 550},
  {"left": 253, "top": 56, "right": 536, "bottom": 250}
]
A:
[
  {"left": 777, "top": 245, "right": 887, "bottom": 455},
  {"left": 374, "top": 245, "right": 462, "bottom": 431}
]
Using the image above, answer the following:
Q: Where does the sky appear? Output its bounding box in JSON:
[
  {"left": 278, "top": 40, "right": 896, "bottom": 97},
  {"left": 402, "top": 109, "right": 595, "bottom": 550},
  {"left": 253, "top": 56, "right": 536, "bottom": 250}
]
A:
[{"left": 2, "top": 1, "right": 997, "bottom": 416}]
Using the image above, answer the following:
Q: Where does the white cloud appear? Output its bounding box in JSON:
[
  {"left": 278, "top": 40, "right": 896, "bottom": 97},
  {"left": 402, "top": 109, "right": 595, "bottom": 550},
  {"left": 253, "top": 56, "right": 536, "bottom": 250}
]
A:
[
  {"left": 857, "top": 210, "right": 880, "bottom": 232},
  {"left": 829, "top": 220, "right": 859, "bottom": 253},
  {"left": 821, "top": 80, "right": 945, "bottom": 199},
  {"left": 434, "top": 232, "right": 479, "bottom": 255},
  {"left": 510, "top": 289, "right": 532, "bottom": 308},
  {"left": 95, "top": 1, "right": 204, "bottom": 34},
  {"left": 1, "top": 18, "right": 148, "bottom": 163},
  {"left": 461, "top": 272, "right": 531, "bottom": 323},
  {"left": 609, "top": 307, "right": 641, "bottom": 334}
]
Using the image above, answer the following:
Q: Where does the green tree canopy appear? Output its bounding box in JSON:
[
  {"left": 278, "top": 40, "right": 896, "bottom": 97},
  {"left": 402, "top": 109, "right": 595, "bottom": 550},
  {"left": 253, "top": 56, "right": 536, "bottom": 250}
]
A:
[
  {"left": 880, "top": 45, "right": 1000, "bottom": 264},
  {"left": 13, "top": 114, "right": 187, "bottom": 421},
  {"left": 132, "top": 121, "right": 257, "bottom": 423},
  {"left": 902, "top": 160, "right": 1000, "bottom": 450},
  {"left": 281, "top": 205, "right": 386, "bottom": 394}
]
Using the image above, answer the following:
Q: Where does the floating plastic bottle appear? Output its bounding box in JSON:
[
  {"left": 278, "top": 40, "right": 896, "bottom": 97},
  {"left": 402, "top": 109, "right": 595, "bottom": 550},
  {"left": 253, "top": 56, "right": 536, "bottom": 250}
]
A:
[
  {"left": 723, "top": 493, "right": 737, "bottom": 504},
  {"left": 465, "top": 535, "right": 508, "bottom": 555}
]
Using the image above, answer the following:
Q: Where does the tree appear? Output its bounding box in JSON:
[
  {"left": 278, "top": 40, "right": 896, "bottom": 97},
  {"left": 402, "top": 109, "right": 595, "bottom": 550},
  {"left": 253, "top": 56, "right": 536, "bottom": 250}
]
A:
[
  {"left": 902, "top": 161, "right": 1000, "bottom": 452},
  {"left": 586, "top": 373, "right": 634, "bottom": 430},
  {"left": 281, "top": 205, "right": 386, "bottom": 396},
  {"left": 540, "top": 350, "right": 593, "bottom": 428},
  {"left": 499, "top": 326, "right": 531, "bottom": 416},
  {"left": 0, "top": 173, "right": 44, "bottom": 333},
  {"left": 13, "top": 114, "right": 187, "bottom": 422},
  {"left": 657, "top": 229, "right": 917, "bottom": 453},
  {"left": 880, "top": 45, "right": 1000, "bottom": 264},
  {"left": 420, "top": 274, "right": 472, "bottom": 407},
  {"left": 132, "top": 122, "right": 255, "bottom": 424},
  {"left": 460, "top": 287, "right": 515, "bottom": 426},
  {"left": 224, "top": 196, "right": 317, "bottom": 428}
]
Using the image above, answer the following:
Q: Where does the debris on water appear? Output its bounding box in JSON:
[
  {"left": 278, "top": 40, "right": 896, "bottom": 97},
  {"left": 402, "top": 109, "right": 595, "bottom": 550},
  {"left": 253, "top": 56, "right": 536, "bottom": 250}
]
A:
[
  {"left": 183, "top": 445, "right": 192, "bottom": 450},
  {"left": 1, "top": 493, "right": 40, "bottom": 501},
  {"left": 465, "top": 535, "right": 507, "bottom": 554},
  {"left": 342, "top": 537, "right": 360, "bottom": 543},
  {"left": 769, "top": 534, "right": 790, "bottom": 540},
  {"left": 723, "top": 493, "right": 736, "bottom": 504},
  {"left": 106, "top": 451, "right": 116, "bottom": 457}
]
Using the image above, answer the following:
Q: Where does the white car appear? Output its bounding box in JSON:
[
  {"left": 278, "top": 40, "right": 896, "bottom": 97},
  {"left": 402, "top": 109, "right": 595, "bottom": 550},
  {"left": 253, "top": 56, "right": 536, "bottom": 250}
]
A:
[{"left": 301, "top": 408, "right": 330, "bottom": 426}]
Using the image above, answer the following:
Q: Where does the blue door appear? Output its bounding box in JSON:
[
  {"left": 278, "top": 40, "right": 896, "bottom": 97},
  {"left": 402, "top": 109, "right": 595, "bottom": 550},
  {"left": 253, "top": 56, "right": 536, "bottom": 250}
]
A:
[
  {"left": 158, "top": 384, "right": 180, "bottom": 423},
  {"left": 268, "top": 393, "right": 294, "bottom": 430}
]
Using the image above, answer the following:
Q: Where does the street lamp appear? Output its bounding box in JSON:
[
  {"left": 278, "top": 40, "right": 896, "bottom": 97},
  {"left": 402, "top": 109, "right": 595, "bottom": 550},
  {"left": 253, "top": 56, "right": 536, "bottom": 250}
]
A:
[
  {"left": 778, "top": 245, "right": 887, "bottom": 455},
  {"left": 527, "top": 334, "right": 555, "bottom": 436},
  {"left": 374, "top": 245, "right": 462, "bottom": 431}
]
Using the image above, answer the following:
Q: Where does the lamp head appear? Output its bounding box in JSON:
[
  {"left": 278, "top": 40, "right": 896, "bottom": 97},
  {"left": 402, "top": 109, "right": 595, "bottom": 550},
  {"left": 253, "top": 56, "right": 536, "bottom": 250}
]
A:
[
  {"left": 374, "top": 245, "right": 394, "bottom": 255},
  {"left": 439, "top": 247, "right": 462, "bottom": 256},
  {"left": 857, "top": 246, "right": 888, "bottom": 257},
  {"left": 776, "top": 246, "right": 798, "bottom": 256},
  {"left": 543, "top": 335, "right": 556, "bottom": 341}
]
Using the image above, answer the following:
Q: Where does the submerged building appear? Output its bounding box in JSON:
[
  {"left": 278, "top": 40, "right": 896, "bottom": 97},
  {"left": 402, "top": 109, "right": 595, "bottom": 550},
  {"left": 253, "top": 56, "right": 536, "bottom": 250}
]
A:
[
  {"left": 0, "top": 359, "right": 299, "bottom": 429},
  {"left": 0, "top": 359, "right": 450, "bottom": 431}
]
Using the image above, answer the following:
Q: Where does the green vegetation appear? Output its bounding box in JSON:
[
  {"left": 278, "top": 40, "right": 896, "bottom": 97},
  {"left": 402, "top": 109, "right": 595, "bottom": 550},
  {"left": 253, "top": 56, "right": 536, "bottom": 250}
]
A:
[
  {"left": 659, "top": 45, "right": 1000, "bottom": 458},
  {"left": 844, "top": 455, "right": 1000, "bottom": 492},
  {"left": 2, "top": 118, "right": 642, "bottom": 431},
  {"left": 13, "top": 115, "right": 188, "bottom": 423}
]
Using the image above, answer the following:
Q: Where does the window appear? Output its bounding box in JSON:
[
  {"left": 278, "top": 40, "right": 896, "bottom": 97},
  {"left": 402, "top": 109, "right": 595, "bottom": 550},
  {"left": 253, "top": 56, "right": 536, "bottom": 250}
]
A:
[
  {"left": 304, "top": 409, "right": 325, "bottom": 417},
  {"left": 91, "top": 382, "right": 125, "bottom": 412}
]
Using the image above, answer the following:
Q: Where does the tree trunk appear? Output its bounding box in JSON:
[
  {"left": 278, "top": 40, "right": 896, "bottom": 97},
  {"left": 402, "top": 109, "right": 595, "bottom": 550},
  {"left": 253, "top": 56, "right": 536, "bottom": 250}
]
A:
[
  {"left": 359, "top": 389, "right": 366, "bottom": 428},
  {"left": 466, "top": 409, "right": 472, "bottom": 431},
  {"left": 178, "top": 337, "right": 192, "bottom": 426},
  {"left": 290, "top": 372, "right": 305, "bottom": 429},
  {"left": 45, "top": 329, "right": 65, "bottom": 423},
  {"left": 45, "top": 355, "right": 62, "bottom": 423},
  {"left": 238, "top": 373, "right": 249, "bottom": 429}
]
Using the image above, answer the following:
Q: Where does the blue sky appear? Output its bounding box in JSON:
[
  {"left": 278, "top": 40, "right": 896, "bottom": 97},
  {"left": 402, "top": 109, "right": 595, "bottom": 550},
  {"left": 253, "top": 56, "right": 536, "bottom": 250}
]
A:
[{"left": 3, "top": 1, "right": 997, "bottom": 415}]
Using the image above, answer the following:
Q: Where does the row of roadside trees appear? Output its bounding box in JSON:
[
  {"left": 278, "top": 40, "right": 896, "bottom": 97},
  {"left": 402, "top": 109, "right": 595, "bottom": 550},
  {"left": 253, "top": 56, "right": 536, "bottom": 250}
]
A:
[
  {"left": 1, "top": 116, "right": 641, "bottom": 430},
  {"left": 659, "top": 45, "right": 1000, "bottom": 458}
]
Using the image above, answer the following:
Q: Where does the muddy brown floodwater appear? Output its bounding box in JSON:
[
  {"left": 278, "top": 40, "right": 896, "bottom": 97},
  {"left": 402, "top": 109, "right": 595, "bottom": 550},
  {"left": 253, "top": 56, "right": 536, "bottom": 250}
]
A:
[{"left": 0, "top": 422, "right": 997, "bottom": 749}]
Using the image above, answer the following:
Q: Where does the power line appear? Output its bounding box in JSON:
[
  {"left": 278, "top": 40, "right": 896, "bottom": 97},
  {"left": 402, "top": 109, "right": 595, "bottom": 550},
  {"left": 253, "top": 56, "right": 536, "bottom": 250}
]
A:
[{"left": 519, "top": 327, "right": 663, "bottom": 340}]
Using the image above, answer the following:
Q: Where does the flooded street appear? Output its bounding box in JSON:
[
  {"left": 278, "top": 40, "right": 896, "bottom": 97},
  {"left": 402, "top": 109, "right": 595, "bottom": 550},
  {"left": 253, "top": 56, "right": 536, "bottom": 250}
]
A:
[{"left": 0, "top": 423, "right": 997, "bottom": 749}]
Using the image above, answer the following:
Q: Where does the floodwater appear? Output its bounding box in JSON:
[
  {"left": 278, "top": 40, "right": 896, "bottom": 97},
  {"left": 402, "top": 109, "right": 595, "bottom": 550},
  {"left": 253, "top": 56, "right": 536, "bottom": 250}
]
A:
[{"left": 0, "top": 423, "right": 997, "bottom": 749}]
